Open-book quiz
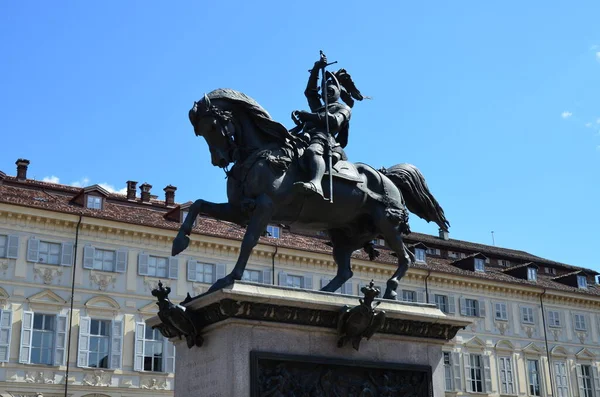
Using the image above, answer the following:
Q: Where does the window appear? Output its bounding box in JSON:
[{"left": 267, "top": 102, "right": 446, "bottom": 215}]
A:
[
  {"left": 435, "top": 294, "right": 449, "bottom": 313},
  {"left": 580, "top": 365, "right": 594, "bottom": 397},
  {"left": 38, "top": 241, "right": 61, "bottom": 265},
  {"left": 402, "top": 290, "right": 416, "bottom": 302},
  {"left": 243, "top": 269, "right": 262, "bottom": 283},
  {"left": 443, "top": 352, "right": 453, "bottom": 391},
  {"left": 474, "top": 258, "right": 485, "bottom": 272},
  {"left": 266, "top": 225, "right": 280, "bottom": 239},
  {"left": 148, "top": 256, "right": 168, "bottom": 278},
  {"left": 465, "top": 299, "right": 479, "bottom": 317},
  {"left": 527, "top": 267, "right": 537, "bottom": 281},
  {"left": 554, "top": 361, "right": 569, "bottom": 397},
  {"left": 574, "top": 314, "right": 587, "bottom": 331},
  {"left": 498, "top": 356, "right": 515, "bottom": 395},
  {"left": 287, "top": 274, "right": 303, "bottom": 288},
  {"left": 195, "top": 263, "right": 215, "bottom": 283},
  {"left": 544, "top": 267, "right": 556, "bottom": 275},
  {"left": 468, "top": 354, "right": 484, "bottom": 393},
  {"left": 548, "top": 310, "right": 561, "bottom": 327},
  {"left": 578, "top": 275, "right": 588, "bottom": 289},
  {"left": 93, "top": 249, "right": 115, "bottom": 271},
  {"left": 89, "top": 319, "right": 110, "bottom": 368},
  {"left": 414, "top": 248, "right": 426, "bottom": 262},
  {"left": 448, "top": 251, "right": 458, "bottom": 258},
  {"left": 495, "top": 302, "right": 508, "bottom": 321},
  {"left": 0, "top": 235, "right": 6, "bottom": 258},
  {"left": 143, "top": 327, "right": 164, "bottom": 372},
  {"left": 498, "top": 259, "right": 511, "bottom": 267},
  {"left": 31, "top": 314, "right": 55, "bottom": 365},
  {"left": 86, "top": 195, "right": 102, "bottom": 210},
  {"left": 372, "top": 238, "right": 386, "bottom": 246},
  {"left": 521, "top": 307, "right": 534, "bottom": 324},
  {"left": 426, "top": 248, "right": 440, "bottom": 256},
  {"left": 527, "top": 359, "right": 541, "bottom": 396}
]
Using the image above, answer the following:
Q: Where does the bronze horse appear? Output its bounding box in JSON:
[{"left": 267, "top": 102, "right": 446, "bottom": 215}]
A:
[{"left": 172, "top": 89, "right": 449, "bottom": 300}]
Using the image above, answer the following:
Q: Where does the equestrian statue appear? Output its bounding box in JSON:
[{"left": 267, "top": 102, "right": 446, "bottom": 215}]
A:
[{"left": 172, "top": 52, "right": 450, "bottom": 300}]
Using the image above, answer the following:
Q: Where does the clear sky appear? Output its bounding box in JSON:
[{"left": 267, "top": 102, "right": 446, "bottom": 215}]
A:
[{"left": 1, "top": 2, "right": 599, "bottom": 272}]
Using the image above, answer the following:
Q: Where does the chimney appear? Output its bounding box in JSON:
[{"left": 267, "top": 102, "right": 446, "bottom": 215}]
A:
[
  {"left": 164, "top": 185, "right": 177, "bottom": 206},
  {"left": 126, "top": 181, "right": 137, "bottom": 200},
  {"left": 16, "top": 159, "right": 30, "bottom": 180},
  {"left": 140, "top": 183, "right": 152, "bottom": 203},
  {"left": 439, "top": 228, "right": 449, "bottom": 241},
  {"left": 0, "top": 170, "right": 5, "bottom": 185}
]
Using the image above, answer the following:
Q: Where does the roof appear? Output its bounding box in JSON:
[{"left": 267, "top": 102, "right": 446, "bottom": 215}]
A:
[{"left": 1, "top": 174, "right": 599, "bottom": 298}]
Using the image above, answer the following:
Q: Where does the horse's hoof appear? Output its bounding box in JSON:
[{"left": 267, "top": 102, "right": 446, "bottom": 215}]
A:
[
  {"left": 172, "top": 235, "right": 190, "bottom": 256},
  {"left": 207, "top": 275, "right": 234, "bottom": 293}
]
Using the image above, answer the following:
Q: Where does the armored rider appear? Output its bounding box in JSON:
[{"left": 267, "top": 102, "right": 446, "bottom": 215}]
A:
[{"left": 292, "top": 53, "right": 365, "bottom": 198}]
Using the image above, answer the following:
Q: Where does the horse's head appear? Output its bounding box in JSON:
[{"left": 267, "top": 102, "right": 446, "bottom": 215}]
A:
[{"left": 189, "top": 95, "right": 236, "bottom": 168}]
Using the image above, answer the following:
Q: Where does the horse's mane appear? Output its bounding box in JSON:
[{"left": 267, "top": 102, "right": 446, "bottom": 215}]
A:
[{"left": 205, "top": 89, "right": 296, "bottom": 147}]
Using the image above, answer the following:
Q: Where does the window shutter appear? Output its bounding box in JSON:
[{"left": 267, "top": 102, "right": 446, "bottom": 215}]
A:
[
  {"left": 478, "top": 300, "right": 486, "bottom": 317},
  {"left": 137, "top": 253, "right": 149, "bottom": 276},
  {"left": 60, "top": 242, "right": 74, "bottom": 266},
  {"left": 6, "top": 235, "right": 19, "bottom": 259},
  {"left": 483, "top": 355, "right": 492, "bottom": 392},
  {"left": 168, "top": 257, "right": 178, "bottom": 279},
  {"left": 19, "top": 311, "right": 34, "bottom": 364},
  {"left": 463, "top": 353, "right": 472, "bottom": 392},
  {"left": 593, "top": 366, "right": 600, "bottom": 396},
  {"left": 278, "top": 271, "right": 288, "bottom": 286},
  {"left": 262, "top": 269, "right": 272, "bottom": 285},
  {"left": 187, "top": 259, "right": 197, "bottom": 281},
  {"left": 134, "top": 322, "right": 145, "bottom": 371},
  {"left": 448, "top": 296, "right": 456, "bottom": 314},
  {"left": 216, "top": 264, "right": 226, "bottom": 282},
  {"left": 164, "top": 339, "right": 175, "bottom": 373},
  {"left": 576, "top": 364, "right": 584, "bottom": 397},
  {"left": 54, "top": 314, "right": 67, "bottom": 366},
  {"left": 459, "top": 297, "right": 467, "bottom": 316},
  {"left": 303, "top": 274, "right": 313, "bottom": 290},
  {"left": 320, "top": 277, "right": 331, "bottom": 289},
  {"left": 26, "top": 237, "right": 39, "bottom": 263},
  {"left": 416, "top": 291, "right": 424, "bottom": 303},
  {"left": 115, "top": 249, "right": 128, "bottom": 273},
  {"left": 0, "top": 310, "right": 12, "bottom": 362},
  {"left": 110, "top": 320, "right": 123, "bottom": 369},
  {"left": 452, "top": 352, "right": 462, "bottom": 391},
  {"left": 77, "top": 316, "right": 91, "bottom": 368},
  {"left": 83, "top": 246, "right": 95, "bottom": 269}
]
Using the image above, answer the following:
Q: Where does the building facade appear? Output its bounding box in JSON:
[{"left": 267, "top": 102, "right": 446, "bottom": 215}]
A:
[{"left": 0, "top": 159, "right": 599, "bottom": 397}]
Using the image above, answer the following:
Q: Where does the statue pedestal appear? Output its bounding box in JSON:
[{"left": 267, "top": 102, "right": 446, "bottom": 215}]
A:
[{"left": 148, "top": 282, "right": 470, "bottom": 397}]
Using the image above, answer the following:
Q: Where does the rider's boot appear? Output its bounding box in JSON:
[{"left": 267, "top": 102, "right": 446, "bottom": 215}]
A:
[{"left": 293, "top": 152, "right": 326, "bottom": 199}]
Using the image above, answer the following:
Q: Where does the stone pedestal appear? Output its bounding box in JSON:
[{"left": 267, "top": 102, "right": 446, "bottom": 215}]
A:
[{"left": 148, "top": 282, "right": 470, "bottom": 397}]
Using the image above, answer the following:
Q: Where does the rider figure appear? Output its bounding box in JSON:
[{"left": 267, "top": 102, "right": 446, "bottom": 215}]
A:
[{"left": 292, "top": 54, "right": 353, "bottom": 199}]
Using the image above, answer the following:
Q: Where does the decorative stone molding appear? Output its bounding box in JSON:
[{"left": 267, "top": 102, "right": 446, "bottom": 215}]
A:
[
  {"left": 521, "top": 324, "right": 535, "bottom": 339},
  {"left": 550, "top": 328, "right": 562, "bottom": 342},
  {"left": 27, "top": 289, "right": 66, "bottom": 311},
  {"left": 120, "top": 377, "right": 134, "bottom": 387},
  {"left": 33, "top": 264, "right": 63, "bottom": 285},
  {"left": 0, "top": 286, "right": 8, "bottom": 307},
  {"left": 24, "top": 370, "right": 56, "bottom": 384},
  {"left": 0, "top": 258, "right": 9, "bottom": 275},
  {"left": 89, "top": 270, "right": 117, "bottom": 291},
  {"left": 82, "top": 370, "right": 112, "bottom": 387},
  {"left": 141, "top": 377, "right": 168, "bottom": 390},
  {"left": 143, "top": 277, "right": 171, "bottom": 292},
  {"left": 494, "top": 320, "right": 510, "bottom": 335},
  {"left": 575, "top": 331, "right": 588, "bottom": 344},
  {"left": 85, "top": 296, "right": 120, "bottom": 317}
]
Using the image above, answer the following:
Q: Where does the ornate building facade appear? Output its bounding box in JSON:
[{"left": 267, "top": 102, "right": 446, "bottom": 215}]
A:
[{"left": 0, "top": 159, "right": 599, "bottom": 397}]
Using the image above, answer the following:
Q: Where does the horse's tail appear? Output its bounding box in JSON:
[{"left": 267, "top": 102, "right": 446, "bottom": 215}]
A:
[{"left": 381, "top": 163, "right": 450, "bottom": 232}]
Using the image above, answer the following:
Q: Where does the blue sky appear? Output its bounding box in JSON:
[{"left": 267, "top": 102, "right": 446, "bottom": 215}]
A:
[{"left": 1, "top": 2, "right": 599, "bottom": 272}]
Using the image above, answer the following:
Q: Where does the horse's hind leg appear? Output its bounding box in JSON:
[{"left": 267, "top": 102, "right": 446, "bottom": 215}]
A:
[
  {"left": 321, "top": 231, "right": 354, "bottom": 293},
  {"left": 373, "top": 209, "right": 412, "bottom": 300}
]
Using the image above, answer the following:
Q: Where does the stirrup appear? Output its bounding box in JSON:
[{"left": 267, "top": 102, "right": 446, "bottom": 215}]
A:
[{"left": 293, "top": 181, "right": 324, "bottom": 198}]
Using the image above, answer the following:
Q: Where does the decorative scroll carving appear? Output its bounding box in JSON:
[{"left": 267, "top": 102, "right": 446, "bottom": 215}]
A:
[
  {"left": 82, "top": 370, "right": 111, "bottom": 387},
  {"left": 141, "top": 377, "right": 168, "bottom": 390},
  {"left": 24, "top": 371, "right": 56, "bottom": 384},
  {"left": 251, "top": 352, "right": 432, "bottom": 397},
  {"left": 33, "top": 265, "right": 63, "bottom": 285},
  {"left": 89, "top": 271, "right": 116, "bottom": 291}
]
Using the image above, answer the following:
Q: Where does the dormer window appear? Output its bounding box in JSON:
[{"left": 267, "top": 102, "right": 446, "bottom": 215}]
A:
[
  {"left": 426, "top": 248, "right": 440, "bottom": 256},
  {"left": 86, "top": 195, "right": 102, "bottom": 210},
  {"left": 474, "top": 258, "right": 485, "bottom": 272},
  {"left": 414, "top": 248, "right": 426, "bottom": 262},
  {"left": 527, "top": 267, "right": 537, "bottom": 282},
  {"left": 266, "top": 225, "right": 281, "bottom": 239},
  {"left": 577, "top": 275, "right": 588, "bottom": 289}
]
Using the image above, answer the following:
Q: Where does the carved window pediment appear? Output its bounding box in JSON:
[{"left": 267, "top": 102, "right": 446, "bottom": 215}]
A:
[
  {"left": 85, "top": 296, "right": 120, "bottom": 317},
  {"left": 522, "top": 342, "right": 544, "bottom": 355},
  {"left": 575, "top": 347, "right": 595, "bottom": 360},
  {"left": 27, "top": 289, "right": 66, "bottom": 311},
  {"left": 551, "top": 346, "right": 569, "bottom": 357},
  {"left": 464, "top": 336, "right": 486, "bottom": 350},
  {"left": 495, "top": 340, "right": 515, "bottom": 352}
]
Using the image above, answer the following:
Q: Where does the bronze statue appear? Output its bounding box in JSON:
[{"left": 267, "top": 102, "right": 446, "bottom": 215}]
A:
[{"left": 172, "top": 52, "right": 449, "bottom": 300}]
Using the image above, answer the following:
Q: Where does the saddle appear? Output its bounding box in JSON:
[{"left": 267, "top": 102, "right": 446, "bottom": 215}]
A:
[{"left": 324, "top": 160, "right": 363, "bottom": 183}]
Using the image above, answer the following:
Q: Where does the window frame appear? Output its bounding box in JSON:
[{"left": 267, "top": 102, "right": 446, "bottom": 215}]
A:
[
  {"left": 93, "top": 248, "right": 116, "bottom": 272},
  {"left": 147, "top": 255, "right": 169, "bottom": 278},
  {"left": 465, "top": 298, "right": 479, "bottom": 317},
  {"left": 498, "top": 356, "right": 516, "bottom": 395},
  {"left": 469, "top": 354, "right": 484, "bottom": 393},
  {"left": 37, "top": 241, "right": 62, "bottom": 265},
  {"left": 31, "top": 313, "right": 55, "bottom": 365},
  {"left": 443, "top": 352, "right": 453, "bottom": 391},
  {"left": 577, "top": 275, "right": 588, "bottom": 289},
  {"left": 242, "top": 269, "right": 262, "bottom": 283},
  {"left": 195, "top": 262, "right": 215, "bottom": 284},
  {"left": 286, "top": 274, "right": 304, "bottom": 289},
  {"left": 527, "top": 359, "right": 542, "bottom": 396},
  {"left": 88, "top": 319, "right": 111, "bottom": 369},
  {"left": 474, "top": 258, "right": 485, "bottom": 272},
  {"left": 574, "top": 313, "right": 587, "bottom": 331},
  {"left": 266, "top": 225, "right": 281, "bottom": 239},
  {"left": 553, "top": 361, "right": 569, "bottom": 397},
  {"left": 402, "top": 290, "right": 416, "bottom": 303},
  {"left": 527, "top": 267, "right": 538, "bottom": 282},
  {"left": 86, "top": 195, "right": 103, "bottom": 210},
  {"left": 495, "top": 302, "right": 508, "bottom": 321},
  {"left": 434, "top": 294, "right": 449, "bottom": 313},
  {"left": 548, "top": 310, "right": 561, "bottom": 328},
  {"left": 142, "top": 327, "right": 164, "bottom": 373},
  {"left": 414, "top": 248, "right": 426, "bottom": 262},
  {"left": 521, "top": 306, "right": 535, "bottom": 324}
]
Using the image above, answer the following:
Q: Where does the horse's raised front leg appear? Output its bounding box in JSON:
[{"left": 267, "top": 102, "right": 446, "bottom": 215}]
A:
[
  {"left": 172, "top": 199, "right": 245, "bottom": 256},
  {"left": 207, "top": 194, "right": 275, "bottom": 292}
]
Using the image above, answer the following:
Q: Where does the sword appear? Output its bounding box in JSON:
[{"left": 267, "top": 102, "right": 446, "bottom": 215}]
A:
[{"left": 319, "top": 50, "right": 336, "bottom": 204}]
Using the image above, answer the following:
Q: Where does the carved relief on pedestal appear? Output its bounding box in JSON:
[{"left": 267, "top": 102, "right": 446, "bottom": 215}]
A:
[
  {"left": 82, "top": 370, "right": 112, "bottom": 387},
  {"left": 33, "top": 264, "right": 63, "bottom": 285},
  {"left": 24, "top": 370, "right": 56, "bottom": 384},
  {"left": 89, "top": 271, "right": 117, "bottom": 291},
  {"left": 141, "top": 377, "right": 168, "bottom": 390}
]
